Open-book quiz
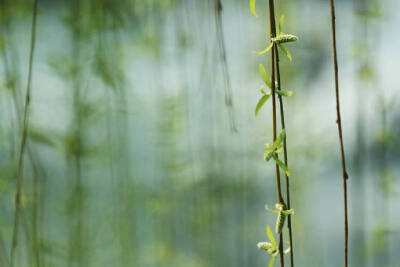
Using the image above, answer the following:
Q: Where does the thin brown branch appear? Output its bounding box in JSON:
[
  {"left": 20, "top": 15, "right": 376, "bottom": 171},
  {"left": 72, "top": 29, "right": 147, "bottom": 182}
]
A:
[
  {"left": 275, "top": 45, "right": 294, "bottom": 267},
  {"left": 10, "top": 0, "right": 38, "bottom": 266},
  {"left": 268, "top": 0, "right": 284, "bottom": 266},
  {"left": 329, "top": 1, "right": 349, "bottom": 267}
]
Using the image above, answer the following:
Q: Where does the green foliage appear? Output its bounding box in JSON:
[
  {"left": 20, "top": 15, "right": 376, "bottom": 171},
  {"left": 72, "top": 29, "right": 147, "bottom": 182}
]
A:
[
  {"left": 255, "top": 64, "right": 293, "bottom": 116},
  {"left": 264, "top": 130, "right": 291, "bottom": 176},
  {"left": 259, "top": 64, "right": 271, "bottom": 88},
  {"left": 250, "top": 0, "right": 257, "bottom": 17},
  {"left": 277, "top": 44, "right": 292, "bottom": 61},
  {"left": 264, "top": 130, "right": 286, "bottom": 161},
  {"left": 254, "top": 16, "right": 297, "bottom": 61},
  {"left": 255, "top": 93, "right": 271, "bottom": 116},
  {"left": 276, "top": 89, "right": 294, "bottom": 97},
  {"left": 272, "top": 153, "right": 291, "bottom": 177},
  {"left": 257, "top": 225, "right": 291, "bottom": 266}
]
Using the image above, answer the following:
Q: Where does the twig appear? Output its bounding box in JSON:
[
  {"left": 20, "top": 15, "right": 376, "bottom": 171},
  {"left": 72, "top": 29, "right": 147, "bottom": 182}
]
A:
[
  {"left": 275, "top": 45, "right": 294, "bottom": 267},
  {"left": 268, "top": 0, "right": 285, "bottom": 266},
  {"left": 329, "top": 1, "right": 349, "bottom": 266}
]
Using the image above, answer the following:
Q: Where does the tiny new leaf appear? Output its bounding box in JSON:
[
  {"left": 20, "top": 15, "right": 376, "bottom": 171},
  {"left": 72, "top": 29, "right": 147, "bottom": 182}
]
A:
[
  {"left": 264, "top": 130, "right": 286, "bottom": 161},
  {"left": 250, "top": 0, "right": 257, "bottom": 17},
  {"left": 255, "top": 42, "right": 273, "bottom": 55},
  {"left": 278, "top": 15, "right": 284, "bottom": 36},
  {"left": 259, "top": 64, "right": 271, "bottom": 87},
  {"left": 266, "top": 225, "right": 277, "bottom": 249},
  {"left": 272, "top": 153, "right": 291, "bottom": 176},
  {"left": 276, "top": 89, "right": 294, "bottom": 97},
  {"left": 269, "top": 256, "right": 275, "bottom": 267},
  {"left": 255, "top": 94, "right": 271, "bottom": 116},
  {"left": 278, "top": 44, "right": 292, "bottom": 61}
]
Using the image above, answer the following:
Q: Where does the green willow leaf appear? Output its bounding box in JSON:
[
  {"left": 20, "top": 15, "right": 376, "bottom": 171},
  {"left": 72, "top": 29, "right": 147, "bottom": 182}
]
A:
[
  {"left": 278, "top": 44, "right": 292, "bottom": 61},
  {"left": 255, "top": 94, "right": 271, "bottom": 116},
  {"left": 275, "top": 145, "right": 284, "bottom": 153},
  {"left": 259, "top": 64, "right": 271, "bottom": 87},
  {"left": 250, "top": 0, "right": 258, "bottom": 17},
  {"left": 259, "top": 84, "right": 267, "bottom": 95},
  {"left": 269, "top": 256, "right": 275, "bottom": 267},
  {"left": 272, "top": 153, "right": 291, "bottom": 176},
  {"left": 276, "top": 89, "right": 294, "bottom": 97},
  {"left": 255, "top": 42, "right": 273, "bottom": 55},
  {"left": 282, "top": 209, "right": 294, "bottom": 216},
  {"left": 265, "top": 204, "right": 279, "bottom": 214},
  {"left": 264, "top": 130, "right": 286, "bottom": 161},
  {"left": 266, "top": 225, "right": 277, "bottom": 249},
  {"left": 278, "top": 15, "right": 284, "bottom": 36}
]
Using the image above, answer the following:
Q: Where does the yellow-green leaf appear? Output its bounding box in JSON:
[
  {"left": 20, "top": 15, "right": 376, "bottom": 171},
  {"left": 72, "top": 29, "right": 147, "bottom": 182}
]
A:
[
  {"left": 255, "top": 42, "right": 273, "bottom": 55},
  {"left": 259, "top": 64, "right": 271, "bottom": 88},
  {"left": 266, "top": 225, "right": 277, "bottom": 248},
  {"left": 278, "top": 44, "right": 292, "bottom": 61},
  {"left": 250, "top": 0, "right": 258, "bottom": 17},
  {"left": 269, "top": 256, "right": 275, "bottom": 267},
  {"left": 264, "top": 130, "right": 286, "bottom": 161},
  {"left": 255, "top": 94, "right": 271, "bottom": 116},
  {"left": 276, "top": 90, "right": 294, "bottom": 97},
  {"left": 272, "top": 153, "right": 291, "bottom": 176},
  {"left": 259, "top": 84, "right": 267, "bottom": 95},
  {"left": 278, "top": 15, "right": 284, "bottom": 36}
]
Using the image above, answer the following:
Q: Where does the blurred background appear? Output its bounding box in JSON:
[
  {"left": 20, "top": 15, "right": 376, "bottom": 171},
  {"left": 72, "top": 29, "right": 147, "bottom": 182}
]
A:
[{"left": 0, "top": 0, "right": 399, "bottom": 266}]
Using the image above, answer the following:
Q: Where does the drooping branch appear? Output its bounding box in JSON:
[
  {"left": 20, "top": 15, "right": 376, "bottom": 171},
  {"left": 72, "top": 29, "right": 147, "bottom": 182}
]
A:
[
  {"left": 214, "top": 0, "right": 237, "bottom": 132},
  {"left": 267, "top": 0, "right": 285, "bottom": 266},
  {"left": 275, "top": 43, "right": 294, "bottom": 267},
  {"left": 329, "top": 1, "right": 349, "bottom": 266},
  {"left": 10, "top": 0, "right": 38, "bottom": 266}
]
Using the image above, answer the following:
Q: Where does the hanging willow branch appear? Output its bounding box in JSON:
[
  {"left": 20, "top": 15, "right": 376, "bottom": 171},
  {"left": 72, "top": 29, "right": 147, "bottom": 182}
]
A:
[
  {"left": 10, "top": 0, "right": 38, "bottom": 266},
  {"left": 267, "top": 0, "right": 285, "bottom": 265},
  {"left": 214, "top": 0, "right": 237, "bottom": 132},
  {"left": 275, "top": 37, "right": 295, "bottom": 267},
  {"left": 329, "top": 1, "right": 349, "bottom": 267}
]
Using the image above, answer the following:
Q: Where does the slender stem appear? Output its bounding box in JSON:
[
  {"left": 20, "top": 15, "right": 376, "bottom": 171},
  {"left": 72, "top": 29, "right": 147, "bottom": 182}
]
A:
[
  {"left": 275, "top": 46, "right": 294, "bottom": 267},
  {"left": 329, "top": 1, "right": 349, "bottom": 267},
  {"left": 10, "top": 0, "right": 38, "bottom": 266},
  {"left": 268, "top": 0, "right": 284, "bottom": 266}
]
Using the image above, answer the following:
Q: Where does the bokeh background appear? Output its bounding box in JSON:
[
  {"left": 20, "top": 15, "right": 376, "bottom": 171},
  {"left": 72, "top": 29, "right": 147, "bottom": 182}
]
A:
[{"left": 0, "top": 0, "right": 399, "bottom": 266}]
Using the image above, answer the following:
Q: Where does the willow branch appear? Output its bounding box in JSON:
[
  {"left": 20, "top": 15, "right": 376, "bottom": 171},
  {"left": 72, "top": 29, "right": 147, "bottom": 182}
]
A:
[
  {"left": 268, "top": 0, "right": 284, "bottom": 266},
  {"left": 214, "top": 0, "right": 237, "bottom": 132},
  {"left": 275, "top": 45, "right": 294, "bottom": 267},
  {"left": 329, "top": 1, "right": 349, "bottom": 266},
  {"left": 10, "top": 0, "right": 38, "bottom": 266}
]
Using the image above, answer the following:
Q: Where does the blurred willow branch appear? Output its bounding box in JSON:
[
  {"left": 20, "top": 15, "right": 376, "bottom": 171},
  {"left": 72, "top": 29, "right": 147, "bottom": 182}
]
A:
[
  {"left": 214, "top": 0, "right": 237, "bottom": 133},
  {"left": 10, "top": 0, "right": 38, "bottom": 266}
]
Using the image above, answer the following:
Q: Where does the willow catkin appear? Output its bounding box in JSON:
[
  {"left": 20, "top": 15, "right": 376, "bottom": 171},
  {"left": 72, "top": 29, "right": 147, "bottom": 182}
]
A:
[
  {"left": 257, "top": 242, "right": 278, "bottom": 256},
  {"left": 275, "top": 203, "right": 287, "bottom": 234},
  {"left": 272, "top": 33, "right": 298, "bottom": 44}
]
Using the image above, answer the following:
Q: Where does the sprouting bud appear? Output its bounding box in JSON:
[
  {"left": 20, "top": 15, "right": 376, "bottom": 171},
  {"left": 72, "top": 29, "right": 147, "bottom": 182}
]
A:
[
  {"left": 267, "top": 247, "right": 278, "bottom": 256},
  {"left": 257, "top": 242, "right": 278, "bottom": 255},
  {"left": 257, "top": 241, "right": 273, "bottom": 251},
  {"left": 272, "top": 33, "right": 298, "bottom": 44}
]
